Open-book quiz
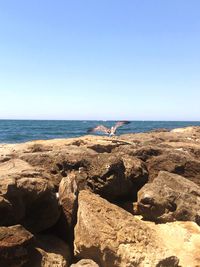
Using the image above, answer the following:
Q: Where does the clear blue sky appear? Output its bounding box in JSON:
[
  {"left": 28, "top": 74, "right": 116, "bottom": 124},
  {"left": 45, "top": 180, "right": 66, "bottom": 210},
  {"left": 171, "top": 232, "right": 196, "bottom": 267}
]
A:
[{"left": 0, "top": 0, "right": 200, "bottom": 120}]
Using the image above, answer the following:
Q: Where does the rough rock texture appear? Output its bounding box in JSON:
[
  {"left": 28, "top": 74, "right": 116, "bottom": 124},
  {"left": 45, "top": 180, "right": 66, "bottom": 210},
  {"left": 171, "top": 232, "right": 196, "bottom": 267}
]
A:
[
  {"left": 74, "top": 190, "right": 179, "bottom": 267},
  {"left": 58, "top": 155, "right": 148, "bottom": 235},
  {"left": 0, "top": 126, "right": 200, "bottom": 266},
  {"left": 147, "top": 152, "right": 200, "bottom": 186},
  {"left": 0, "top": 174, "right": 60, "bottom": 232},
  {"left": 0, "top": 224, "right": 70, "bottom": 267},
  {"left": 80, "top": 153, "right": 148, "bottom": 201},
  {"left": 141, "top": 219, "right": 200, "bottom": 267},
  {"left": 59, "top": 172, "right": 79, "bottom": 229},
  {"left": 138, "top": 171, "right": 200, "bottom": 224},
  {"left": 27, "top": 234, "right": 71, "bottom": 267},
  {"left": 0, "top": 224, "right": 34, "bottom": 267},
  {"left": 70, "top": 259, "right": 99, "bottom": 267}
]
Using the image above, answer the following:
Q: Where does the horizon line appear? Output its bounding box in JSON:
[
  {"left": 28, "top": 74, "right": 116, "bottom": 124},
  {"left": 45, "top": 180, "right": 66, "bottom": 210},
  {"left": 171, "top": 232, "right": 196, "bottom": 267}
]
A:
[{"left": 0, "top": 118, "right": 200, "bottom": 122}]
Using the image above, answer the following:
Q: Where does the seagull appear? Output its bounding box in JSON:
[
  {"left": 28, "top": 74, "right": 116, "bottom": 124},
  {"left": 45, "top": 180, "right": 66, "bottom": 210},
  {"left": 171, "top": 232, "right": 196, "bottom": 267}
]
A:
[{"left": 87, "top": 121, "right": 131, "bottom": 136}]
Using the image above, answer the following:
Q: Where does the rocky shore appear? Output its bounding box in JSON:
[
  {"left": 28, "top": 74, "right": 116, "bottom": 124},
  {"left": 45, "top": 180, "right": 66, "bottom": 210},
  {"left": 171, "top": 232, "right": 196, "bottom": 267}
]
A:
[{"left": 0, "top": 126, "right": 200, "bottom": 266}]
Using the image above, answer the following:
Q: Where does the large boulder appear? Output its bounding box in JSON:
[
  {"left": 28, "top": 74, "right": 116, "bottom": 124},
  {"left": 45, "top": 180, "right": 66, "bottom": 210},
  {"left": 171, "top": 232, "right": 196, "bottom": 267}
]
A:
[
  {"left": 0, "top": 224, "right": 34, "bottom": 267},
  {"left": 138, "top": 171, "right": 200, "bottom": 224},
  {"left": 147, "top": 152, "right": 200, "bottom": 186},
  {"left": 0, "top": 172, "right": 60, "bottom": 232},
  {"left": 74, "top": 190, "right": 179, "bottom": 267},
  {"left": 17, "top": 178, "right": 60, "bottom": 232}
]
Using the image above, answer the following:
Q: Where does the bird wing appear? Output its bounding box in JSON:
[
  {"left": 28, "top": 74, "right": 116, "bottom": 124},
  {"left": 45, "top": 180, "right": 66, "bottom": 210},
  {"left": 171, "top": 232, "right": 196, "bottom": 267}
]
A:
[
  {"left": 113, "top": 121, "right": 131, "bottom": 131},
  {"left": 87, "top": 125, "right": 110, "bottom": 134}
]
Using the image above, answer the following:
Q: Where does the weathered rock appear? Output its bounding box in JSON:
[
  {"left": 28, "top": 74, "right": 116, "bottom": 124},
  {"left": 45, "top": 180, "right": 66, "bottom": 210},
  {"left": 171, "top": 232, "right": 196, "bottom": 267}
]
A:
[
  {"left": 157, "top": 221, "right": 200, "bottom": 267},
  {"left": 74, "top": 190, "right": 179, "bottom": 267},
  {"left": 138, "top": 171, "right": 200, "bottom": 224},
  {"left": 0, "top": 127, "right": 200, "bottom": 266},
  {"left": 0, "top": 224, "right": 34, "bottom": 267},
  {"left": 28, "top": 234, "right": 71, "bottom": 267},
  {"left": 113, "top": 144, "right": 163, "bottom": 162},
  {"left": 17, "top": 178, "right": 60, "bottom": 232},
  {"left": 70, "top": 259, "right": 99, "bottom": 267},
  {"left": 140, "top": 218, "right": 200, "bottom": 267},
  {"left": 0, "top": 177, "right": 25, "bottom": 225},
  {"left": 59, "top": 172, "right": 79, "bottom": 230},
  {"left": 121, "top": 154, "right": 148, "bottom": 195},
  {"left": 20, "top": 146, "right": 97, "bottom": 187},
  {"left": 147, "top": 151, "right": 200, "bottom": 186},
  {"left": 58, "top": 154, "right": 148, "bottom": 237},
  {"left": 86, "top": 153, "right": 148, "bottom": 201},
  {"left": 58, "top": 171, "right": 85, "bottom": 244},
  {"left": 0, "top": 175, "right": 60, "bottom": 232}
]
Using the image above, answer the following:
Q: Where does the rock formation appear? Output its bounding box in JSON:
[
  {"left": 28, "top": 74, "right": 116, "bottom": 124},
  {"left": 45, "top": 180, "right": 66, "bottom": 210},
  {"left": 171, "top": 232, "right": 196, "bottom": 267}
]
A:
[
  {"left": 74, "top": 190, "right": 179, "bottom": 267},
  {"left": 0, "top": 126, "right": 199, "bottom": 266},
  {"left": 138, "top": 171, "right": 200, "bottom": 224}
]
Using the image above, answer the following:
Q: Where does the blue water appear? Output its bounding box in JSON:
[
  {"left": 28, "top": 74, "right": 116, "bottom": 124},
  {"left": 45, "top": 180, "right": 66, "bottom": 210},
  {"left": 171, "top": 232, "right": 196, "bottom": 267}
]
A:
[{"left": 0, "top": 120, "right": 200, "bottom": 144}]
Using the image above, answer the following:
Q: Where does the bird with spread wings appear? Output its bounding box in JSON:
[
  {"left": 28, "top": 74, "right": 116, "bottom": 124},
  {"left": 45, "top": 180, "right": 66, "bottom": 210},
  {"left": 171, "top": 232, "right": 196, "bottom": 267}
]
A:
[{"left": 87, "top": 121, "right": 131, "bottom": 136}]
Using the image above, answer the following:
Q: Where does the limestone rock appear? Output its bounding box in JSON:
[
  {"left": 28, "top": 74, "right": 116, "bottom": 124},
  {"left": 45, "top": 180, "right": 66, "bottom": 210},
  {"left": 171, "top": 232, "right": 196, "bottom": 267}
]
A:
[
  {"left": 18, "top": 177, "right": 60, "bottom": 232},
  {"left": 28, "top": 234, "right": 71, "bottom": 267},
  {"left": 86, "top": 153, "right": 148, "bottom": 201},
  {"left": 141, "top": 218, "right": 200, "bottom": 267},
  {"left": 0, "top": 224, "right": 34, "bottom": 267},
  {"left": 138, "top": 171, "right": 200, "bottom": 224},
  {"left": 58, "top": 154, "right": 148, "bottom": 236},
  {"left": 20, "top": 146, "right": 96, "bottom": 187},
  {"left": 147, "top": 152, "right": 200, "bottom": 186},
  {"left": 70, "top": 259, "right": 99, "bottom": 267},
  {"left": 158, "top": 221, "right": 200, "bottom": 267},
  {"left": 74, "top": 190, "right": 179, "bottom": 267},
  {"left": 59, "top": 172, "right": 79, "bottom": 229},
  {"left": 0, "top": 176, "right": 60, "bottom": 232},
  {"left": 0, "top": 177, "right": 25, "bottom": 225}
]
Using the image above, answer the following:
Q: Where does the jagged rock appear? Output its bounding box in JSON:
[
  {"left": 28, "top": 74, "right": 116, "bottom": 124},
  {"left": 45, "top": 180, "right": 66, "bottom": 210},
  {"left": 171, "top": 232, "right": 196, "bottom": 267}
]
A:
[
  {"left": 121, "top": 154, "right": 148, "bottom": 194},
  {"left": 0, "top": 177, "right": 25, "bottom": 225},
  {"left": 138, "top": 171, "right": 200, "bottom": 224},
  {"left": 58, "top": 154, "right": 148, "bottom": 236},
  {"left": 17, "top": 178, "right": 60, "bottom": 232},
  {"left": 58, "top": 171, "right": 84, "bottom": 244},
  {"left": 147, "top": 151, "right": 200, "bottom": 186},
  {"left": 28, "top": 234, "right": 71, "bottom": 267},
  {"left": 0, "top": 224, "right": 71, "bottom": 267},
  {"left": 70, "top": 259, "right": 99, "bottom": 267},
  {"left": 0, "top": 175, "right": 60, "bottom": 232},
  {"left": 85, "top": 153, "right": 148, "bottom": 201},
  {"left": 0, "top": 224, "right": 34, "bottom": 267},
  {"left": 113, "top": 145, "right": 163, "bottom": 162},
  {"left": 20, "top": 146, "right": 97, "bottom": 187},
  {"left": 74, "top": 190, "right": 179, "bottom": 267},
  {"left": 59, "top": 172, "right": 79, "bottom": 229},
  {"left": 0, "top": 127, "right": 200, "bottom": 266}
]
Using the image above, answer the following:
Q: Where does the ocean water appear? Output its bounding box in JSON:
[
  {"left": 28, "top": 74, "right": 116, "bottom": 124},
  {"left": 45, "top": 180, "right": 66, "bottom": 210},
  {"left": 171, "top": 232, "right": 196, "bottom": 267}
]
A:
[{"left": 0, "top": 120, "right": 200, "bottom": 144}]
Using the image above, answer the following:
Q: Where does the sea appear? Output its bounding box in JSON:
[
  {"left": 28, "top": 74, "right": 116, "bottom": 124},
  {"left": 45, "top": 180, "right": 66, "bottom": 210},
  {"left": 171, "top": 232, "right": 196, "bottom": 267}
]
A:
[{"left": 0, "top": 120, "right": 200, "bottom": 144}]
